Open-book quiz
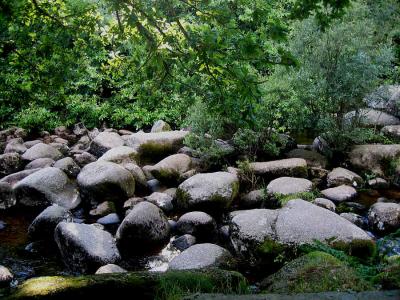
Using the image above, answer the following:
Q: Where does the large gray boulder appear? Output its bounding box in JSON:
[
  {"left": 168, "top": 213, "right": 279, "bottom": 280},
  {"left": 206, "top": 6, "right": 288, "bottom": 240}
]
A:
[
  {"left": 168, "top": 243, "right": 233, "bottom": 270},
  {"left": 124, "top": 131, "right": 189, "bottom": 162},
  {"left": 230, "top": 200, "right": 374, "bottom": 264},
  {"left": 25, "top": 158, "right": 54, "bottom": 170},
  {"left": 55, "top": 222, "right": 121, "bottom": 274},
  {"left": 116, "top": 201, "right": 170, "bottom": 256},
  {"left": 321, "top": 185, "right": 357, "bottom": 202},
  {"left": 0, "top": 168, "right": 41, "bottom": 187},
  {"left": 286, "top": 149, "right": 327, "bottom": 168},
  {"left": 381, "top": 125, "right": 400, "bottom": 140},
  {"left": 149, "top": 154, "right": 192, "bottom": 184},
  {"left": 89, "top": 132, "right": 124, "bottom": 157},
  {"left": 145, "top": 192, "right": 174, "bottom": 213},
  {"left": 266, "top": 177, "right": 312, "bottom": 196},
  {"left": 345, "top": 109, "right": 400, "bottom": 127},
  {"left": 0, "top": 152, "right": 22, "bottom": 177},
  {"left": 95, "top": 264, "right": 127, "bottom": 274},
  {"left": 77, "top": 161, "right": 135, "bottom": 205},
  {"left": 250, "top": 158, "right": 308, "bottom": 180},
  {"left": 13, "top": 167, "right": 81, "bottom": 209},
  {"left": 349, "top": 144, "right": 400, "bottom": 176},
  {"left": 99, "top": 146, "right": 138, "bottom": 164},
  {"left": 4, "top": 138, "right": 27, "bottom": 154},
  {"left": 327, "top": 167, "right": 363, "bottom": 187},
  {"left": 54, "top": 157, "right": 81, "bottom": 178},
  {"left": 366, "top": 85, "right": 400, "bottom": 116},
  {"left": 176, "top": 172, "right": 239, "bottom": 212},
  {"left": 368, "top": 202, "right": 400, "bottom": 234},
  {"left": 151, "top": 120, "right": 171, "bottom": 133},
  {"left": 177, "top": 211, "right": 217, "bottom": 241},
  {"left": 28, "top": 205, "right": 72, "bottom": 241},
  {"left": 21, "top": 143, "right": 63, "bottom": 161}
]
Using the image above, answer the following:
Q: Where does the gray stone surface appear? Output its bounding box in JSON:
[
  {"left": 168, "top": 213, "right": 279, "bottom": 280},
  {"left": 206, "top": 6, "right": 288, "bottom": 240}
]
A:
[
  {"left": 13, "top": 167, "right": 81, "bottom": 209},
  {"left": 25, "top": 158, "right": 55, "bottom": 170},
  {"left": 168, "top": 243, "right": 233, "bottom": 270},
  {"left": 54, "top": 157, "right": 81, "bottom": 178},
  {"left": 55, "top": 222, "right": 121, "bottom": 274},
  {"left": 368, "top": 202, "right": 400, "bottom": 233},
  {"left": 267, "top": 177, "right": 312, "bottom": 196},
  {"left": 327, "top": 167, "right": 363, "bottom": 187},
  {"left": 172, "top": 234, "right": 197, "bottom": 251},
  {"left": 240, "top": 189, "right": 265, "bottom": 209},
  {"left": 250, "top": 158, "right": 308, "bottom": 179},
  {"left": 382, "top": 125, "right": 400, "bottom": 139},
  {"left": 321, "top": 185, "right": 357, "bottom": 202},
  {"left": 99, "top": 146, "right": 138, "bottom": 164},
  {"left": 149, "top": 153, "right": 192, "bottom": 184},
  {"left": 345, "top": 108, "right": 400, "bottom": 127},
  {"left": 0, "top": 265, "right": 13, "bottom": 287},
  {"left": 89, "top": 132, "right": 124, "bottom": 157},
  {"left": 177, "top": 211, "right": 217, "bottom": 241},
  {"left": 145, "top": 192, "right": 174, "bottom": 213},
  {"left": 95, "top": 264, "right": 127, "bottom": 274},
  {"left": 286, "top": 149, "right": 327, "bottom": 168},
  {"left": 22, "top": 143, "right": 63, "bottom": 161},
  {"left": 151, "top": 120, "right": 171, "bottom": 133},
  {"left": 313, "top": 198, "right": 336, "bottom": 212},
  {"left": 0, "top": 153, "right": 22, "bottom": 177}
]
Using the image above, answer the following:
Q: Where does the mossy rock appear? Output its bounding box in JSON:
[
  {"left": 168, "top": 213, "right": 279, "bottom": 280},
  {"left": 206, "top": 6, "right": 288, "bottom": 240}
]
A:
[
  {"left": 260, "top": 251, "right": 372, "bottom": 294},
  {"left": 373, "top": 256, "right": 400, "bottom": 289},
  {"left": 7, "top": 269, "right": 247, "bottom": 300}
]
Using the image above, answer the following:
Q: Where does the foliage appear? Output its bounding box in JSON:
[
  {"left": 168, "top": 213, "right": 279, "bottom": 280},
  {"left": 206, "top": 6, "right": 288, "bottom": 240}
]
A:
[{"left": 273, "top": 190, "right": 320, "bottom": 207}]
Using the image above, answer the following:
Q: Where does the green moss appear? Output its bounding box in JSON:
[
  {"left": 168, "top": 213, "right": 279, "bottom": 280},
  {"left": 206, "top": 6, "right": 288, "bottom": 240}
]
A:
[
  {"left": 332, "top": 239, "right": 377, "bottom": 258},
  {"left": 373, "top": 256, "right": 400, "bottom": 289},
  {"left": 273, "top": 190, "right": 319, "bottom": 207},
  {"left": 7, "top": 270, "right": 248, "bottom": 300},
  {"left": 257, "top": 239, "right": 286, "bottom": 258},
  {"left": 261, "top": 251, "right": 373, "bottom": 293}
]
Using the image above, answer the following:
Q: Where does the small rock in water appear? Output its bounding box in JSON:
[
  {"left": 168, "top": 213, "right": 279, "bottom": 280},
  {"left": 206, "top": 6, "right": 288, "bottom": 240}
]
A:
[
  {"left": 97, "top": 213, "right": 120, "bottom": 225},
  {"left": 321, "top": 185, "right": 357, "bottom": 202},
  {"left": 172, "top": 234, "right": 196, "bottom": 251},
  {"left": 95, "top": 264, "right": 127, "bottom": 274}
]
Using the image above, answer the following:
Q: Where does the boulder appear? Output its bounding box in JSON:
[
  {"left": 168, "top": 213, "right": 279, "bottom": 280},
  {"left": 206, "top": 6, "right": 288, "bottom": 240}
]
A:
[
  {"left": 345, "top": 109, "right": 400, "bottom": 127},
  {"left": 340, "top": 212, "right": 368, "bottom": 229},
  {"left": 368, "top": 202, "right": 400, "bottom": 234},
  {"left": 25, "top": 158, "right": 55, "bottom": 170},
  {"left": 312, "top": 136, "right": 332, "bottom": 157},
  {"left": 21, "top": 143, "right": 63, "bottom": 161},
  {"left": 89, "top": 201, "right": 116, "bottom": 217},
  {"left": 89, "top": 132, "right": 124, "bottom": 157},
  {"left": 240, "top": 189, "right": 266, "bottom": 209},
  {"left": 176, "top": 172, "right": 239, "bottom": 213},
  {"left": 55, "top": 222, "right": 121, "bottom": 274},
  {"left": 168, "top": 243, "right": 233, "bottom": 270},
  {"left": 123, "top": 163, "right": 148, "bottom": 191},
  {"left": 124, "top": 131, "right": 189, "bottom": 162},
  {"left": 0, "top": 182, "right": 15, "bottom": 209},
  {"left": 149, "top": 154, "right": 192, "bottom": 184},
  {"left": 172, "top": 234, "right": 197, "bottom": 251},
  {"left": 312, "top": 198, "right": 336, "bottom": 212},
  {"left": 54, "top": 157, "right": 81, "bottom": 178},
  {"left": 116, "top": 201, "right": 170, "bottom": 256},
  {"left": 286, "top": 149, "right": 327, "bottom": 168},
  {"left": 24, "top": 140, "right": 41, "bottom": 149},
  {"left": 13, "top": 167, "right": 81, "bottom": 209},
  {"left": 151, "top": 120, "right": 171, "bottom": 133},
  {"left": 381, "top": 125, "right": 400, "bottom": 140},
  {"left": 321, "top": 185, "right": 357, "bottom": 202},
  {"left": 99, "top": 146, "right": 138, "bottom": 164},
  {"left": 145, "top": 192, "right": 174, "bottom": 213},
  {"left": 0, "top": 152, "right": 22, "bottom": 177},
  {"left": 97, "top": 213, "right": 120, "bottom": 226},
  {"left": 4, "top": 138, "right": 27, "bottom": 154},
  {"left": 250, "top": 158, "right": 308, "bottom": 180},
  {"left": 28, "top": 205, "right": 72, "bottom": 241},
  {"left": 0, "top": 265, "right": 13, "bottom": 287},
  {"left": 77, "top": 161, "right": 135, "bottom": 205},
  {"left": 261, "top": 251, "right": 370, "bottom": 293},
  {"left": 95, "top": 264, "right": 127, "bottom": 274},
  {"left": 368, "top": 178, "right": 389, "bottom": 189},
  {"left": 266, "top": 177, "right": 312, "bottom": 196},
  {"left": 366, "top": 84, "right": 400, "bottom": 116},
  {"left": 349, "top": 144, "right": 400, "bottom": 176},
  {"left": 327, "top": 167, "right": 363, "bottom": 187},
  {"left": 0, "top": 168, "right": 41, "bottom": 187},
  {"left": 176, "top": 212, "right": 217, "bottom": 242},
  {"left": 73, "top": 151, "right": 97, "bottom": 167}
]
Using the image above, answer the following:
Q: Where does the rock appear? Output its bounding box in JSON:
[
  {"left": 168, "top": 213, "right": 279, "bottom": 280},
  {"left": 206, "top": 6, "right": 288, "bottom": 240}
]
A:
[
  {"left": 0, "top": 152, "right": 22, "bottom": 177},
  {"left": 13, "top": 167, "right": 81, "bottom": 209},
  {"left": 327, "top": 167, "right": 363, "bottom": 187},
  {"left": 145, "top": 192, "right": 174, "bottom": 213},
  {"left": 230, "top": 200, "right": 374, "bottom": 263},
  {"left": 24, "top": 140, "right": 41, "bottom": 149},
  {"left": 28, "top": 205, "right": 72, "bottom": 241},
  {"left": 382, "top": 125, "right": 400, "bottom": 140},
  {"left": 116, "top": 201, "right": 170, "bottom": 255},
  {"left": 73, "top": 123, "right": 88, "bottom": 136},
  {"left": 340, "top": 212, "right": 368, "bottom": 229},
  {"left": 172, "top": 234, "right": 197, "bottom": 251},
  {"left": 368, "top": 202, "right": 400, "bottom": 234},
  {"left": 266, "top": 177, "right": 312, "bottom": 196},
  {"left": 151, "top": 120, "right": 171, "bottom": 133},
  {"left": 147, "top": 178, "right": 163, "bottom": 193},
  {"left": 286, "top": 149, "right": 327, "bottom": 168},
  {"left": 73, "top": 151, "right": 97, "bottom": 167},
  {"left": 168, "top": 243, "right": 233, "bottom": 270},
  {"left": 95, "top": 264, "right": 127, "bottom": 274},
  {"left": 164, "top": 188, "right": 177, "bottom": 200},
  {"left": 54, "top": 157, "right": 81, "bottom": 178},
  {"left": 321, "top": 185, "right": 357, "bottom": 202},
  {"left": 312, "top": 136, "right": 332, "bottom": 157},
  {"left": 25, "top": 158, "right": 55, "bottom": 170},
  {"left": 21, "top": 143, "right": 63, "bottom": 161},
  {"left": 250, "top": 158, "right": 308, "bottom": 180},
  {"left": 313, "top": 198, "right": 336, "bottom": 212},
  {"left": 349, "top": 144, "right": 400, "bottom": 176},
  {"left": 49, "top": 142, "right": 70, "bottom": 156},
  {"left": 177, "top": 212, "right": 217, "bottom": 242},
  {"left": 261, "top": 251, "right": 370, "bottom": 293},
  {"left": 176, "top": 172, "right": 239, "bottom": 213},
  {"left": 4, "top": 138, "right": 27, "bottom": 154},
  {"left": 0, "top": 265, "right": 13, "bottom": 287},
  {"left": 0, "top": 168, "right": 41, "bottom": 187},
  {"left": 124, "top": 131, "right": 189, "bottom": 162},
  {"left": 368, "top": 178, "right": 389, "bottom": 189},
  {"left": 55, "top": 222, "right": 121, "bottom": 274},
  {"left": 0, "top": 182, "right": 15, "bottom": 209},
  {"left": 123, "top": 197, "right": 144, "bottom": 210},
  {"left": 122, "top": 163, "right": 148, "bottom": 192},
  {"left": 89, "top": 201, "right": 116, "bottom": 217},
  {"left": 345, "top": 109, "right": 400, "bottom": 127},
  {"left": 119, "top": 129, "right": 134, "bottom": 135},
  {"left": 97, "top": 213, "right": 120, "bottom": 226},
  {"left": 149, "top": 154, "right": 192, "bottom": 184},
  {"left": 366, "top": 85, "right": 400, "bottom": 116},
  {"left": 240, "top": 189, "right": 266, "bottom": 209},
  {"left": 89, "top": 132, "right": 124, "bottom": 157},
  {"left": 99, "top": 146, "right": 138, "bottom": 164},
  {"left": 77, "top": 161, "right": 135, "bottom": 205}
]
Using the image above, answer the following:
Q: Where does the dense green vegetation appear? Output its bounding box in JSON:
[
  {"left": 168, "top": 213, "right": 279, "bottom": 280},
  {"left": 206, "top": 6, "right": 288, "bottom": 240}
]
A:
[{"left": 0, "top": 0, "right": 399, "bottom": 150}]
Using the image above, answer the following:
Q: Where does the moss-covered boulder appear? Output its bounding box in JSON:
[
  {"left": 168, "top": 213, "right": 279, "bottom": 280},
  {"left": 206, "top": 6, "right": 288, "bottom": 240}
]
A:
[
  {"left": 6, "top": 269, "right": 247, "bottom": 300},
  {"left": 149, "top": 154, "right": 192, "bottom": 185},
  {"left": 250, "top": 158, "right": 308, "bottom": 181},
  {"left": 261, "top": 251, "right": 372, "bottom": 293}
]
